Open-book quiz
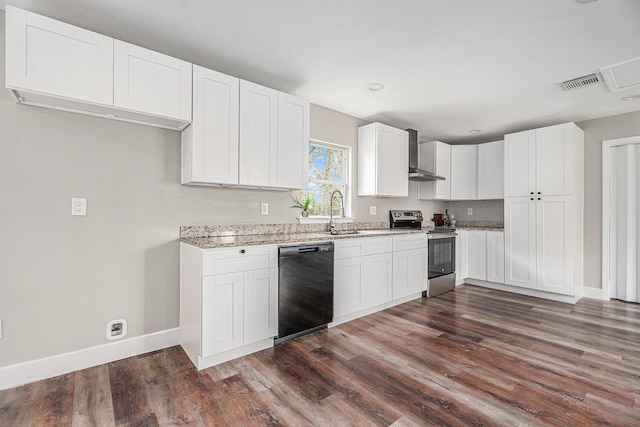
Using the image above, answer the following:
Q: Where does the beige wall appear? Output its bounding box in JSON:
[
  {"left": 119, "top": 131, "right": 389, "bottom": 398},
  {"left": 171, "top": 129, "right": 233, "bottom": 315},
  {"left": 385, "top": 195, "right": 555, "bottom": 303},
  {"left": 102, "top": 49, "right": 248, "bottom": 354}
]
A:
[
  {"left": 577, "top": 110, "right": 640, "bottom": 290},
  {"left": 0, "top": 11, "right": 444, "bottom": 367}
]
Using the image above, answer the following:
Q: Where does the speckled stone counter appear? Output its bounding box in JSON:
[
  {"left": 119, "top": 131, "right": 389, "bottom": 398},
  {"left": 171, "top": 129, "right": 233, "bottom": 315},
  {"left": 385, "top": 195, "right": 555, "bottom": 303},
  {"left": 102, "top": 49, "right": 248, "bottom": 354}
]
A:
[
  {"left": 454, "top": 220, "right": 504, "bottom": 231},
  {"left": 180, "top": 222, "right": 424, "bottom": 249}
]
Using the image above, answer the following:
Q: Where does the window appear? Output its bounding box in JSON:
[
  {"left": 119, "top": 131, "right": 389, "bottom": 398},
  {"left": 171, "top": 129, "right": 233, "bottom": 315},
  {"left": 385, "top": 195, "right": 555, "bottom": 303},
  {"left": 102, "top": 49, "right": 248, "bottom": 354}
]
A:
[{"left": 308, "top": 140, "right": 349, "bottom": 216}]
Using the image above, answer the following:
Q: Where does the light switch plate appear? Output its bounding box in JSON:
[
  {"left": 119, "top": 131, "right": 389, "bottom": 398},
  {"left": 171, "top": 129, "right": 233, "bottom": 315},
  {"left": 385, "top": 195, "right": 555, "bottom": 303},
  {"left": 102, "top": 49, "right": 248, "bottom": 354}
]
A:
[
  {"left": 369, "top": 206, "right": 377, "bottom": 215},
  {"left": 72, "top": 198, "right": 87, "bottom": 216},
  {"left": 467, "top": 207, "right": 473, "bottom": 216},
  {"left": 261, "top": 203, "right": 269, "bottom": 215}
]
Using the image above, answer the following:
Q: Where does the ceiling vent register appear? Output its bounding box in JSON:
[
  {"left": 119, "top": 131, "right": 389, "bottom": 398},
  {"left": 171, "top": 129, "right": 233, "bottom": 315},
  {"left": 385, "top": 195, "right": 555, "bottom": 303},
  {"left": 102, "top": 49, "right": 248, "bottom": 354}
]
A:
[{"left": 560, "top": 73, "right": 602, "bottom": 91}]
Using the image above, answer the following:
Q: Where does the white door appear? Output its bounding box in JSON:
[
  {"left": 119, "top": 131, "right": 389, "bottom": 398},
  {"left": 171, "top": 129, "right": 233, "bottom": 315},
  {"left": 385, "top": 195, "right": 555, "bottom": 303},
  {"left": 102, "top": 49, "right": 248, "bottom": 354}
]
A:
[
  {"left": 182, "top": 65, "right": 239, "bottom": 185},
  {"left": 608, "top": 143, "right": 640, "bottom": 302},
  {"left": 201, "top": 272, "right": 243, "bottom": 357},
  {"left": 450, "top": 145, "right": 478, "bottom": 200},
  {"left": 536, "top": 123, "right": 574, "bottom": 196},
  {"left": 243, "top": 267, "right": 277, "bottom": 344},
  {"left": 277, "top": 92, "right": 309, "bottom": 189},
  {"left": 392, "top": 248, "right": 427, "bottom": 299},
  {"left": 363, "top": 253, "right": 393, "bottom": 308},
  {"left": 504, "top": 197, "right": 537, "bottom": 289},
  {"left": 113, "top": 41, "right": 192, "bottom": 120},
  {"left": 5, "top": 6, "right": 114, "bottom": 105},
  {"left": 334, "top": 257, "right": 364, "bottom": 317},
  {"left": 536, "top": 196, "right": 574, "bottom": 295},
  {"left": 239, "top": 81, "right": 278, "bottom": 187},
  {"left": 504, "top": 130, "right": 536, "bottom": 197},
  {"left": 467, "top": 231, "right": 487, "bottom": 280},
  {"left": 478, "top": 140, "right": 504, "bottom": 199},
  {"left": 455, "top": 230, "right": 468, "bottom": 285},
  {"left": 486, "top": 231, "right": 505, "bottom": 283}
]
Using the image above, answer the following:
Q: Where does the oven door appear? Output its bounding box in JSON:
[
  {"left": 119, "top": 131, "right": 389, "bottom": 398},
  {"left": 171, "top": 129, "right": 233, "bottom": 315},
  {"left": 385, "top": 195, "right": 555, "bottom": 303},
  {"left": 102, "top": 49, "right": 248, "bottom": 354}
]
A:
[{"left": 428, "top": 236, "right": 456, "bottom": 279}]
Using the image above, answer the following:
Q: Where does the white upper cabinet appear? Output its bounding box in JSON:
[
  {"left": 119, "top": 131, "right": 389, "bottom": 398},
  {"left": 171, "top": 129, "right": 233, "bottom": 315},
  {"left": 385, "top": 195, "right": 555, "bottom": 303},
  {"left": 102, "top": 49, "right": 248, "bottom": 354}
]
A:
[
  {"left": 418, "top": 141, "right": 451, "bottom": 200},
  {"left": 277, "top": 92, "right": 310, "bottom": 190},
  {"left": 478, "top": 140, "right": 504, "bottom": 199},
  {"left": 182, "top": 66, "right": 240, "bottom": 185},
  {"left": 5, "top": 6, "right": 113, "bottom": 105},
  {"left": 450, "top": 145, "right": 478, "bottom": 200},
  {"left": 239, "top": 81, "right": 278, "bottom": 187},
  {"left": 113, "top": 41, "right": 192, "bottom": 122},
  {"left": 5, "top": 6, "right": 192, "bottom": 130},
  {"left": 358, "top": 123, "right": 409, "bottom": 197},
  {"left": 505, "top": 123, "right": 579, "bottom": 197}
]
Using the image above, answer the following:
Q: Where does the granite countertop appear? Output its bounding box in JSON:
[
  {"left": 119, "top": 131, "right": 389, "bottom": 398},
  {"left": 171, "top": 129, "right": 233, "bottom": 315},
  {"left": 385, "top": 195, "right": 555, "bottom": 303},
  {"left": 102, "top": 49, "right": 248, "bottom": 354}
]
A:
[
  {"left": 180, "top": 223, "right": 425, "bottom": 249},
  {"left": 450, "top": 220, "right": 504, "bottom": 231}
]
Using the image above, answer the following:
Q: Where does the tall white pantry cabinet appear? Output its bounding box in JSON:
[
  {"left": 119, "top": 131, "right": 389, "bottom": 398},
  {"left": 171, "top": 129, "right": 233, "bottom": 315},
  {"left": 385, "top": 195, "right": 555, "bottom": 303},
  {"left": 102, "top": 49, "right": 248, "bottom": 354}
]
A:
[{"left": 504, "top": 122, "right": 584, "bottom": 296}]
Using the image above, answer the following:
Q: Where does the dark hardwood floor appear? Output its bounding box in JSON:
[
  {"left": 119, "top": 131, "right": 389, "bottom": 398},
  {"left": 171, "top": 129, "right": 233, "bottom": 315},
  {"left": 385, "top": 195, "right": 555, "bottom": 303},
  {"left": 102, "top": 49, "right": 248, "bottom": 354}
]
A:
[{"left": 2, "top": 284, "right": 640, "bottom": 426}]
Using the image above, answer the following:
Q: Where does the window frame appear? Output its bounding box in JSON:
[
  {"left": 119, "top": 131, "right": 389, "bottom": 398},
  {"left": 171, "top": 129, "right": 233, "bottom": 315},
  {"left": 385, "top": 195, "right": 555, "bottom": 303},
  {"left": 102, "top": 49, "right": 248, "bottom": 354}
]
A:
[{"left": 308, "top": 139, "right": 351, "bottom": 218}]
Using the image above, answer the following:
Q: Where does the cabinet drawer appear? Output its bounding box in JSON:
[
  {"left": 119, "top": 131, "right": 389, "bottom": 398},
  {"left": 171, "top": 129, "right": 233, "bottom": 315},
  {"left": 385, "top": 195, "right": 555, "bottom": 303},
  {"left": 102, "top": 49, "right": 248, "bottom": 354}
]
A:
[
  {"left": 203, "top": 245, "right": 277, "bottom": 276},
  {"left": 366, "top": 237, "right": 393, "bottom": 255},
  {"left": 392, "top": 234, "right": 427, "bottom": 251},
  {"left": 334, "top": 238, "right": 367, "bottom": 259}
]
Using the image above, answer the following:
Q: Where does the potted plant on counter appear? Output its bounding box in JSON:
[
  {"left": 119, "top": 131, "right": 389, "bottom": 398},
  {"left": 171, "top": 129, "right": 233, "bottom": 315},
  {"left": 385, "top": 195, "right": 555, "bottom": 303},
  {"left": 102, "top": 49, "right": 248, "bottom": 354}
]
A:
[{"left": 291, "top": 192, "right": 313, "bottom": 217}]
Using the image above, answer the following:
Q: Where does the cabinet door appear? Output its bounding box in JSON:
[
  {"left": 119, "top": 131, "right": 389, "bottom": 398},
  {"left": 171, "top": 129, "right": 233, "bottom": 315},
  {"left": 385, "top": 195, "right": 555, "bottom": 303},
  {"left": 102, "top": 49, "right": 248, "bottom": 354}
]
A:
[
  {"left": 374, "top": 124, "right": 394, "bottom": 196},
  {"left": 455, "top": 230, "right": 468, "bottom": 285},
  {"left": 277, "top": 92, "right": 309, "bottom": 189},
  {"left": 393, "top": 248, "right": 427, "bottom": 299},
  {"left": 478, "top": 141, "right": 504, "bottom": 199},
  {"left": 536, "top": 124, "right": 574, "bottom": 196},
  {"left": 5, "top": 6, "right": 113, "bottom": 105},
  {"left": 504, "top": 130, "right": 536, "bottom": 197},
  {"left": 364, "top": 253, "right": 393, "bottom": 308},
  {"left": 182, "top": 66, "right": 239, "bottom": 185},
  {"left": 334, "top": 257, "right": 364, "bottom": 317},
  {"left": 201, "top": 272, "right": 243, "bottom": 357},
  {"left": 486, "top": 231, "right": 505, "bottom": 283},
  {"left": 536, "top": 196, "right": 574, "bottom": 295},
  {"left": 113, "top": 41, "right": 192, "bottom": 121},
  {"left": 418, "top": 141, "right": 451, "bottom": 200},
  {"left": 243, "top": 267, "right": 278, "bottom": 344},
  {"left": 435, "top": 142, "right": 452, "bottom": 200},
  {"left": 504, "top": 197, "right": 537, "bottom": 289},
  {"left": 239, "top": 81, "right": 278, "bottom": 187},
  {"left": 389, "top": 128, "right": 409, "bottom": 197},
  {"left": 467, "top": 231, "right": 487, "bottom": 280},
  {"left": 450, "top": 145, "right": 478, "bottom": 200}
]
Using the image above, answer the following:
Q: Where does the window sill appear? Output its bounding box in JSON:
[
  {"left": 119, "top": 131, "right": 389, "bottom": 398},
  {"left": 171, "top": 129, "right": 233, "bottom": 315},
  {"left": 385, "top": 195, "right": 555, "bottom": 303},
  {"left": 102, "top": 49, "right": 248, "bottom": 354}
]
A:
[{"left": 296, "top": 217, "right": 356, "bottom": 224}]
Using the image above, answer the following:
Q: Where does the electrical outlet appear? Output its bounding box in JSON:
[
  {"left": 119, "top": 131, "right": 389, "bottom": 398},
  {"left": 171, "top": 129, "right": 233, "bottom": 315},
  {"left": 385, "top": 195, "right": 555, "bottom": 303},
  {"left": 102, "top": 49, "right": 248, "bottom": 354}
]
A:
[
  {"left": 107, "top": 319, "right": 127, "bottom": 341},
  {"left": 0, "top": 320, "right": 3, "bottom": 339},
  {"left": 71, "top": 198, "right": 87, "bottom": 216},
  {"left": 369, "top": 206, "right": 377, "bottom": 215},
  {"left": 261, "top": 203, "right": 269, "bottom": 215},
  {"left": 467, "top": 208, "right": 473, "bottom": 216}
]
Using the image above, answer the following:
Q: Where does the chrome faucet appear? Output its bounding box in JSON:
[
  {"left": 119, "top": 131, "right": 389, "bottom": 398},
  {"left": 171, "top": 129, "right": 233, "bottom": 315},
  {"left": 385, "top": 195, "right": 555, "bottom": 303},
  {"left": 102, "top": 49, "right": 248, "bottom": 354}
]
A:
[{"left": 329, "top": 189, "right": 345, "bottom": 235}]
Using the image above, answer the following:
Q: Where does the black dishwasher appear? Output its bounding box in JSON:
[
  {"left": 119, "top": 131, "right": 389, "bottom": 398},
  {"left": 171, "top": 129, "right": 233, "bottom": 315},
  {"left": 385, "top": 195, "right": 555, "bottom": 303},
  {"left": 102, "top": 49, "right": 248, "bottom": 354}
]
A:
[{"left": 275, "top": 242, "right": 334, "bottom": 344}]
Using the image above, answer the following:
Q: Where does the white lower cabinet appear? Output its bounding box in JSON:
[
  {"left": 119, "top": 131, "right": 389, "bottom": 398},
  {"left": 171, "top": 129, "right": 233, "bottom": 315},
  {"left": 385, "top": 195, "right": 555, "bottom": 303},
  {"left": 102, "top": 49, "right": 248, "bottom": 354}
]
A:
[
  {"left": 486, "top": 231, "right": 505, "bottom": 283},
  {"left": 334, "top": 235, "right": 425, "bottom": 322},
  {"left": 457, "top": 230, "right": 504, "bottom": 284},
  {"left": 467, "top": 231, "right": 487, "bottom": 280},
  {"left": 180, "top": 243, "right": 278, "bottom": 370},
  {"left": 392, "top": 234, "right": 427, "bottom": 299}
]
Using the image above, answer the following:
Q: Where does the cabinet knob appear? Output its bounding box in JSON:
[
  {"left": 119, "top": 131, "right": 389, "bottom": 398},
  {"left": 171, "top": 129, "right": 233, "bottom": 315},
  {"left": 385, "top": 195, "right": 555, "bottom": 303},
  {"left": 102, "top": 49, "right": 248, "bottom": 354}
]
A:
[
  {"left": 538, "top": 191, "right": 541, "bottom": 195},
  {"left": 239, "top": 249, "right": 246, "bottom": 254},
  {"left": 531, "top": 192, "right": 534, "bottom": 195},
  {"left": 538, "top": 197, "right": 541, "bottom": 200},
  {"left": 531, "top": 198, "right": 534, "bottom": 201}
]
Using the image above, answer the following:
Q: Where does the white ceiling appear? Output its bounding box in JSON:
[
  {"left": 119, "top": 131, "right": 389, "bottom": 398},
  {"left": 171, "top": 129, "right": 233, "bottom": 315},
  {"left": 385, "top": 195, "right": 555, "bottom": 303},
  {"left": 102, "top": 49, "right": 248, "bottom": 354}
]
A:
[{"left": 2, "top": 0, "right": 640, "bottom": 143}]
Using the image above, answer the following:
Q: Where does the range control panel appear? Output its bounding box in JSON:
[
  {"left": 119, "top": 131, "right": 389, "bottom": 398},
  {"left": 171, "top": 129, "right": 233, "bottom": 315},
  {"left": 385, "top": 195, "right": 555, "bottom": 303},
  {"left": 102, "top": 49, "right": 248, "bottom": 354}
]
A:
[{"left": 389, "top": 210, "right": 423, "bottom": 228}]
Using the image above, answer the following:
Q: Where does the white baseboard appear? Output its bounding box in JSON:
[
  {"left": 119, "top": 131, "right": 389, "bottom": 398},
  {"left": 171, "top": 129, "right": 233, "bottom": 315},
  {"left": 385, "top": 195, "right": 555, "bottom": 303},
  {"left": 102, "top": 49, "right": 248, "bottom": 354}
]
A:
[
  {"left": 581, "top": 286, "right": 606, "bottom": 300},
  {"left": 0, "top": 327, "right": 180, "bottom": 391},
  {"left": 464, "top": 279, "right": 580, "bottom": 304}
]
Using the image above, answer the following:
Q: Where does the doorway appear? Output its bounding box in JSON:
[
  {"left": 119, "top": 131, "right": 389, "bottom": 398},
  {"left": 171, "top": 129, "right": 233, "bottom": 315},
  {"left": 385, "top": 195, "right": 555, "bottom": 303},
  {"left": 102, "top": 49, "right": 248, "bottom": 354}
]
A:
[{"left": 602, "top": 136, "right": 640, "bottom": 302}]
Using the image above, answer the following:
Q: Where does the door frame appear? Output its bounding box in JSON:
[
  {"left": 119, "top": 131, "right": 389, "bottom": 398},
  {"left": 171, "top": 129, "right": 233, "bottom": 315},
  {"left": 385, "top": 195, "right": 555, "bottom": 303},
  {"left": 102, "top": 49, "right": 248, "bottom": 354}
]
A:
[{"left": 602, "top": 135, "right": 640, "bottom": 299}]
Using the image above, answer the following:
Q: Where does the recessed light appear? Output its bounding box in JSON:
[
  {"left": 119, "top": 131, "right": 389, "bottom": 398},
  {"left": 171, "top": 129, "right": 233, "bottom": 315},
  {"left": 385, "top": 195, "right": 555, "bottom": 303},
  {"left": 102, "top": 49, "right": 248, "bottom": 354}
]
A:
[
  {"left": 367, "top": 83, "right": 384, "bottom": 92},
  {"left": 468, "top": 129, "right": 482, "bottom": 134},
  {"left": 622, "top": 95, "right": 640, "bottom": 101}
]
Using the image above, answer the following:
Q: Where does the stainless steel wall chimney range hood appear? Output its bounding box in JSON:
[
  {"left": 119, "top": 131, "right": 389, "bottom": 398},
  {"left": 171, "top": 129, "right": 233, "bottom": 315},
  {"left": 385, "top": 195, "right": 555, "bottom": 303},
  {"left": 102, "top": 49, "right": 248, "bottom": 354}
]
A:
[{"left": 407, "top": 129, "right": 445, "bottom": 182}]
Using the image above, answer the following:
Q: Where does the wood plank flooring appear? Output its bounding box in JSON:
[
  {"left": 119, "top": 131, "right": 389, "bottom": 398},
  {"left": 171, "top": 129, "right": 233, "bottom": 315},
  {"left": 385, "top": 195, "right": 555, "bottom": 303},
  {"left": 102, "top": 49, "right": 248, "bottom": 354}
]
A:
[{"left": 2, "top": 284, "right": 640, "bottom": 426}]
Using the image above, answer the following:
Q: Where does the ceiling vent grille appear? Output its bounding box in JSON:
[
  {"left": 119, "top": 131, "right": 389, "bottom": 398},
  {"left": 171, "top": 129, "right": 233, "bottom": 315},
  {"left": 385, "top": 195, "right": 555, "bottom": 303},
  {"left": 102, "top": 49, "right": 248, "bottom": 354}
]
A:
[{"left": 560, "top": 73, "right": 602, "bottom": 91}]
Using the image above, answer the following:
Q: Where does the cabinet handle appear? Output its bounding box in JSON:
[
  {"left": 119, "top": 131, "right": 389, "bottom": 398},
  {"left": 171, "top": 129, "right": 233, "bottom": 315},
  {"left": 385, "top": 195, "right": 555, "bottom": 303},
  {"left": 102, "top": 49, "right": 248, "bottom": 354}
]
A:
[{"left": 239, "top": 249, "right": 246, "bottom": 254}]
